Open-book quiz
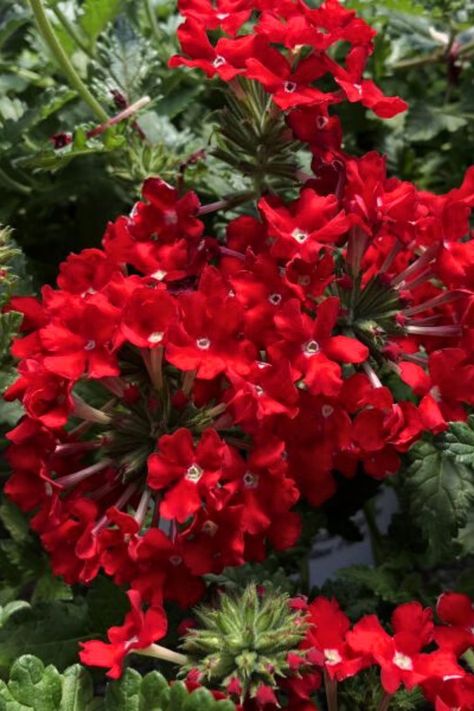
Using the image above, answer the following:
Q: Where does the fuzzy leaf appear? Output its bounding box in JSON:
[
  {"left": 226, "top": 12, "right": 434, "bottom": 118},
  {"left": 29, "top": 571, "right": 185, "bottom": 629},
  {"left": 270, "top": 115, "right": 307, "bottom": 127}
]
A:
[
  {"left": 0, "top": 656, "right": 99, "bottom": 711},
  {"left": 0, "top": 601, "right": 92, "bottom": 672},
  {"left": 59, "top": 665, "right": 96, "bottom": 711},
  {"left": 405, "top": 438, "right": 474, "bottom": 562},
  {"left": 439, "top": 417, "right": 474, "bottom": 464},
  {"left": 80, "top": 0, "right": 123, "bottom": 44},
  {"left": 104, "top": 669, "right": 235, "bottom": 711},
  {"left": 0, "top": 655, "right": 62, "bottom": 710},
  {"left": 405, "top": 102, "right": 468, "bottom": 142}
]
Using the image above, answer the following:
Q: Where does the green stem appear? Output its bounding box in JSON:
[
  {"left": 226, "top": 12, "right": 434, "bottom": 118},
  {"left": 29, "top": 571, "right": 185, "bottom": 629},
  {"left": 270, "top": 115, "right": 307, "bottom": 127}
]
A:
[
  {"left": 27, "top": 0, "right": 108, "bottom": 121},
  {"left": 134, "top": 643, "right": 188, "bottom": 666},
  {"left": 144, "top": 0, "right": 163, "bottom": 43},
  {"left": 50, "top": 4, "right": 93, "bottom": 57},
  {"left": 377, "top": 692, "right": 393, "bottom": 711},
  {"left": 391, "top": 50, "right": 444, "bottom": 71},
  {"left": 363, "top": 499, "right": 384, "bottom": 566},
  {"left": 324, "top": 670, "right": 338, "bottom": 711},
  {"left": 0, "top": 167, "right": 32, "bottom": 195}
]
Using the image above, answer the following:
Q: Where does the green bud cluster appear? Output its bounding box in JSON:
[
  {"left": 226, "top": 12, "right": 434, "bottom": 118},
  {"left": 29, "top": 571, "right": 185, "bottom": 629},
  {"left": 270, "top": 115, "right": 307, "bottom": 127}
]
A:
[{"left": 181, "top": 584, "right": 308, "bottom": 702}]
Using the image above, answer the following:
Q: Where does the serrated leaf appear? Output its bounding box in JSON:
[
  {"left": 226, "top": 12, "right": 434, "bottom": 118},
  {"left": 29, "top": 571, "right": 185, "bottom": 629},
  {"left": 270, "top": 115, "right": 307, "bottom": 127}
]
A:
[
  {"left": 335, "top": 565, "right": 412, "bottom": 604},
  {"left": 0, "top": 655, "right": 62, "bottom": 710},
  {"left": 16, "top": 135, "right": 125, "bottom": 173},
  {"left": 0, "top": 499, "right": 30, "bottom": 543},
  {"left": 30, "top": 571, "right": 72, "bottom": 605},
  {"left": 405, "top": 102, "right": 468, "bottom": 142},
  {"left": 439, "top": 417, "right": 474, "bottom": 464},
  {"left": 0, "top": 601, "right": 92, "bottom": 672},
  {"left": 59, "top": 665, "right": 96, "bottom": 711},
  {"left": 0, "top": 601, "right": 31, "bottom": 628},
  {"left": 80, "top": 0, "right": 123, "bottom": 45},
  {"left": 0, "top": 656, "right": 99, "bottom": 711},
  {"left": 104, "top": 669, "right": 236, "bottom": 711},
  {"left": 405, "top": 438, "right": 474, "bottom": 562}
]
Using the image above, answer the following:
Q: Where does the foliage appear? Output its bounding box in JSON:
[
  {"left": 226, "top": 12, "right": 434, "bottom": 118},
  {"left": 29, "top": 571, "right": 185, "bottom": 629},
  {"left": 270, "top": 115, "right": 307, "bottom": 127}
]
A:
[{"left": 0, "top": 656, "right": 236, "bottom": 710}]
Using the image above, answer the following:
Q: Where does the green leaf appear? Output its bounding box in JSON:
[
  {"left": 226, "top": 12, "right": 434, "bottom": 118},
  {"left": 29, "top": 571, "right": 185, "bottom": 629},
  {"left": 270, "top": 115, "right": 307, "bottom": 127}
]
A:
[
  {"left": 0, "top": 655, "right": 62, "bottom": 710},
  {"left": 80, "top": 0, "right": 124, "bottom": 45},
  {"left": 335, "top": 565, "right": 413, "bottom": 604},
  {"left": 0, "top": 601, "right": 31, "bottom": 628},
  {"left": 405, "top": 102, "right": 468, "bottom": 142},
  {"left": 104, "top": 669, "right": 235, "bottom": 711},
  {"left": 59, "top": 665, "right": 96, "bottom": 711},
  {"left": 0, "top": 656, "right": 99, "bottom": 711},
  {"left": 0, "top": 601, "right": 92, "bottom": 672},
  {"left": 405, "top": 436, "right": 474, "bottom": 562},
  {"left": 16, "top": 134, "right": 125, "bottom": 173},
  {"left": 0, "top": 499, "right": 30, "bottom": 544},
  {"left": 439, "top": 416, "right": 474, "bottom": 464}
]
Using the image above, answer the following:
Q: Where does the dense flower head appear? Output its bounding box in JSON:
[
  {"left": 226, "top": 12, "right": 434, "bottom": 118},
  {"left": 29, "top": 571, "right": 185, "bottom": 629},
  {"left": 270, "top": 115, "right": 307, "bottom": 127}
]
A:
[
  {"left": 4, "top": 0, "right": 474, "bottom": 696},
  {"left": 170, "top": 0, "right": 407, "bottom": 117}
]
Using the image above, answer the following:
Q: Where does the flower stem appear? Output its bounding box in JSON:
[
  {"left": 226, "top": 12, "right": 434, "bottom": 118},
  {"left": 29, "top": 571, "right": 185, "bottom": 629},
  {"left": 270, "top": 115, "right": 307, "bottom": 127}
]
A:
[
  {"left": 87, "top": 96, "right": 151, "bottom": 138},
  {"left": 377, "top": 692, "right": 393, "bottom": 711},
  {"left": 324, "top": 670, "right": 338, "bottom": 711},
  {"left": 27, "top": 0, "right": 108, "bottom": 121},
  {"left": 135, "top": 643, "right": 188, "bottom": 666},
  {"left": 50, "top": 3, "right": 92, "bottom": 57},
  {"left": 363, "top": 499, "right": 384, "bottom": 566},
  {"left": 144, "top": 0, "right": 163, "bottom": 44}
]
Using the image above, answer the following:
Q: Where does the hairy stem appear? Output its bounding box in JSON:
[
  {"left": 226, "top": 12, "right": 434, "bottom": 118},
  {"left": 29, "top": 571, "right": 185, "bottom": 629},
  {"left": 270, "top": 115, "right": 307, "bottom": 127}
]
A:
[
  {"left": 377, "top": 692, "right": 393, "bottom": 711},
  {"left": 50, "top": 3, "right": 92, "bottom": 57},
  {"left": 363, "top": 499, "right": 384, "bottom": 566},
  {"left": 27, "top": 0, "right": 108, "bottom": 121},
  {"left": 144, "top": 0, "right": 163, "bottom": 43},
  {"left": 324, "top": 670, "right": 338, "bottom": 711},
  {"left": 135, "top": 643, "right": 188, "bottom": 666}
]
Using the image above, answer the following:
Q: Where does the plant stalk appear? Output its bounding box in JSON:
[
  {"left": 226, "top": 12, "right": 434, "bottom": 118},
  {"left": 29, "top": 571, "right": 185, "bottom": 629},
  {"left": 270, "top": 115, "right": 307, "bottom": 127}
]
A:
[
  {"left": 377, "top": 692, "right": 393, "bottom": 711},
  {"left": 324, "top": 670, "right": 338, "bottom": 711},
  {"left": 50, "top": 3, "right": 92, "bottom": 57},
  {"left": 144, "top": 0, "right": 163, "bottom": 43},
  {"left": 135, "top": 643, "right": 189, "bottom": 666},
  {"left": 27, "top": 0, "right": 108, "bottom": 121}
]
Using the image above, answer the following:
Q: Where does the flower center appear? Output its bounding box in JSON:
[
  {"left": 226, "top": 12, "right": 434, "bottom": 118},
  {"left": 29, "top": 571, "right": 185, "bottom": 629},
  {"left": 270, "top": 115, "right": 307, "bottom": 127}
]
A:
[
  {"left": 148, "top": 331, "right": 164, "bottom": 344},
  {"left": 324, "top": 649, "right": 342, "bottom": 665},
  {"left": 243, "top": 471, "right": 259, "bottom": 489},
  {"left": 196, "top": 337, "right": 211, "bottom": 350},
  {"left": 291, "top": 228, "right": 309, "bottom": 244},
  {"left": 268, "top": 293, "right": 282, "bottom": 306},
  {"left": 84, "top": 339, "right": 96, "bottom": 351},
  {"left": 284, "top": 81, "right": 297, "bottom": 93},
  {"left": 163, "top": 209, "right": 178, "bottom": 225},
  {"left": 186, "top": 463, "right": 204, "bottom": 483},
  {"left": 213, "top": 55, "right": 226, "bottom": 68},
  {"left": 392, "top": 651, "right": 413, "bottom": 671},
  {"left": 303, "top": 339, "right": 320, "bottom": 356},
  {"left": 216, "top": 12, "right": 229, "bottom": 19},
  {"left": 202, "top": 520, "right": 219, "bottom": 536},
  {"left": 322, "top": 405, "right": 334, "bottom": 418},
  {"left": 316, "top": 116, "right": 329, "bottom": 129},
  {"left": 169, "top": 555, "right": 183, "bottom": 566}
]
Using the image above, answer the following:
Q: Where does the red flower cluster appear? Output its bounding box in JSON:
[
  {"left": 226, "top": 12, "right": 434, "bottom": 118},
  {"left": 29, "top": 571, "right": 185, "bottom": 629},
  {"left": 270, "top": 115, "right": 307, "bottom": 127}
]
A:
[
  {"left": 3, "top": 0, "right": 474, "bottom": 688},
  {"left": 228, "top": 593, "right": 474, "bottom": 710},
  {"left": 170, "top": 0, "right": 407, "bottom": 117}
]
